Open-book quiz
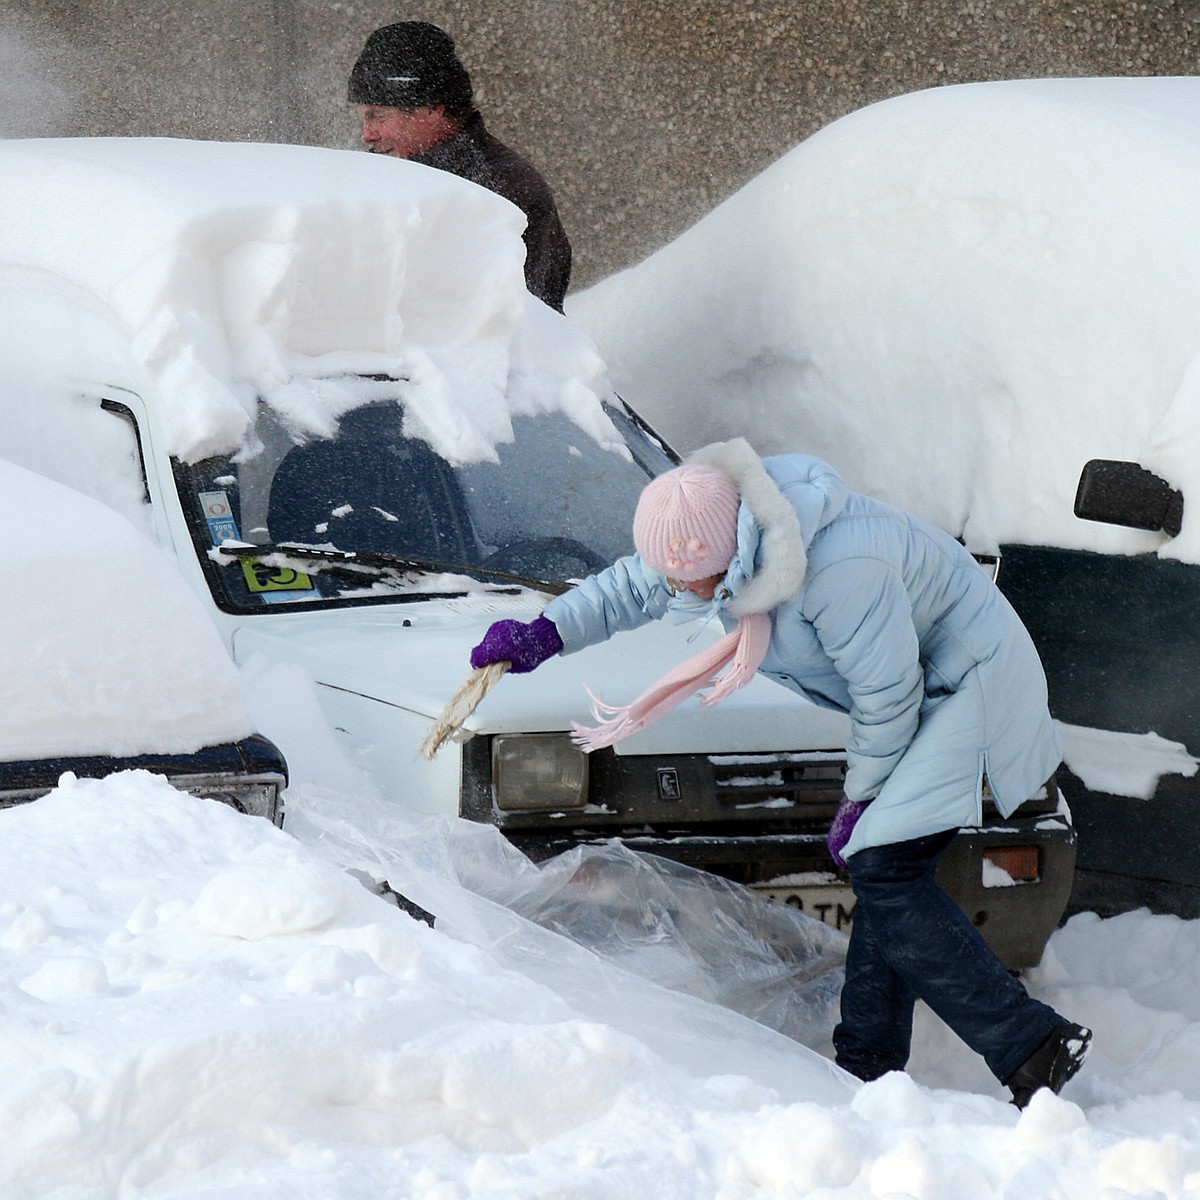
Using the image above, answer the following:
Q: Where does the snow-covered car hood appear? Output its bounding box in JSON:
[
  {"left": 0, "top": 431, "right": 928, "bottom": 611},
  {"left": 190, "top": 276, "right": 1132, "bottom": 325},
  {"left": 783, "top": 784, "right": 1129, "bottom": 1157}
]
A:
[{"left": 229, "top": 593, "right": 850, "bottom": 756}]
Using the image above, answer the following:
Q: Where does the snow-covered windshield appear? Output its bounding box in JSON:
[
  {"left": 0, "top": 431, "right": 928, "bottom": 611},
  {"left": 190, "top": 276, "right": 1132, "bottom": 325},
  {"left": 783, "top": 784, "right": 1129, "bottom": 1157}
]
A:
[{"left": 176, "top": 393, "right": 674, "bottom": 609}]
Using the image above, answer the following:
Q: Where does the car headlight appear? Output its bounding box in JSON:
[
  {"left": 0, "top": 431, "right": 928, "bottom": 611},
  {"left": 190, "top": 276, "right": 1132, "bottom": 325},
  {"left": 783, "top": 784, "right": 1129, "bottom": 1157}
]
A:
[{"left": 492, "top": 733, "right": 588, "bottom": 812}]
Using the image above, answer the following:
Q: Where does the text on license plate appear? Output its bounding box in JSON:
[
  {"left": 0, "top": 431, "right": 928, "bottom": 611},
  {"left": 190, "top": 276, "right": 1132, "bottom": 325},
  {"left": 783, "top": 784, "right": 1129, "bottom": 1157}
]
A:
[{"left": 755, "top": 884, "right": 857, "bottom": 933}]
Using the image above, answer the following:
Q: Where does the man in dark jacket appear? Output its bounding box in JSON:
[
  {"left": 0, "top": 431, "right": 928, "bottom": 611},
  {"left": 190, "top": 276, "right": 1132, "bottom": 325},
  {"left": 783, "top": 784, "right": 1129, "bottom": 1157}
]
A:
[{"left": 348, "top": 21, "right": 572, "bottom": 312}]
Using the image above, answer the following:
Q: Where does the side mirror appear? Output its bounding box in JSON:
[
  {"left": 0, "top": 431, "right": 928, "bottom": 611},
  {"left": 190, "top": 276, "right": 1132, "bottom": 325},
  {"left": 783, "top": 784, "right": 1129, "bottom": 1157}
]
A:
[{"left": 1074, "top": 459, "right": 1184, "bottom": 538}]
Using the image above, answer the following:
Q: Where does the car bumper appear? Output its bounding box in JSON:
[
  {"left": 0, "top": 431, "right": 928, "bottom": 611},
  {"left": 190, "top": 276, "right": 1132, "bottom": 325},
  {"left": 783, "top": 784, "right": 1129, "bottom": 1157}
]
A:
[
  {"left": 0, "top": 733, "right": 289, "bottom": 826},
  {"left": 506, "top": 815, "right": 1076, "bottom": 971},
  {"left": 465, "top": 736, "right": 1076, "bottom": 970}
]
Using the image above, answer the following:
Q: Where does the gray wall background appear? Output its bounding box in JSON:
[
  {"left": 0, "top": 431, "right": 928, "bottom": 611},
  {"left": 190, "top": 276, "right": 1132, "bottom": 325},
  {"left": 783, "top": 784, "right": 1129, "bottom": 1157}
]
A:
[{"left": 3, "top": 2, "right": 1198, "bottom": 291}]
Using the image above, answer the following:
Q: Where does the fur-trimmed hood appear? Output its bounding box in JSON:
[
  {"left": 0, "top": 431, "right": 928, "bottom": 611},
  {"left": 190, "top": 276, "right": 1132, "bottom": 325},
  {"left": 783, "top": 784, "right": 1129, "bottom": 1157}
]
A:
[{"left": 688, "top": 438, "right": 848, "bottom": 618}]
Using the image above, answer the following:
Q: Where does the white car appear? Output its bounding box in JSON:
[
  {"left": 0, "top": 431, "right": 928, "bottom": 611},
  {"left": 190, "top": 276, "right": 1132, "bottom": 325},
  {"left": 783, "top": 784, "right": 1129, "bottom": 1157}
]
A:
[{"left": 0, "top": 136, "right": 1071, "bottom": 966}]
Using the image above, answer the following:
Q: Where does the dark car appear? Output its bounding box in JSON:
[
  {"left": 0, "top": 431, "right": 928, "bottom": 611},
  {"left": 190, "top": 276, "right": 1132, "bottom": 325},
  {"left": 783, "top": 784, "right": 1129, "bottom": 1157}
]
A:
[
  {"left": 999, "top": 460, "right": 1195, "bottom": 918},
  {"left": 556, "top": 78, "right": 1200, "bottom": 943}
]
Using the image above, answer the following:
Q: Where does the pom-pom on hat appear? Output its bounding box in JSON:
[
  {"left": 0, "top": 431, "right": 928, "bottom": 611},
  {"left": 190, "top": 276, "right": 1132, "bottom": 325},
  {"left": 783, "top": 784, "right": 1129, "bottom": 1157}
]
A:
[{"left": 633, "top": 464, "right": 741, "bottom": 582}]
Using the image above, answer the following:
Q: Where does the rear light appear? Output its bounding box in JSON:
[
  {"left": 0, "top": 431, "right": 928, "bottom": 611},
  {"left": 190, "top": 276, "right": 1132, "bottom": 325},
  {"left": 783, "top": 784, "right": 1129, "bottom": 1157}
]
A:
[
  {"left": 0, "top": 758, "right": 286, "bottom": 827},
  {"left": 983, "top": 844, "right": 1040, "bottom": 885}
]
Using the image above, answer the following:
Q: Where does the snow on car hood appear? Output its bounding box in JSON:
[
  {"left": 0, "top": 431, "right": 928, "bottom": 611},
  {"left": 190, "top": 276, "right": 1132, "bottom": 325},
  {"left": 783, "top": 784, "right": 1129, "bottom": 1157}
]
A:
[
  {"left": 0, "top": 138, "right": 615, "bottom": 466},
  {"left": 229, "top": 594, "right": 850, "bottom": 753},
  {"left": 0, "top": 461, "right": 252, "bottom": 759}
]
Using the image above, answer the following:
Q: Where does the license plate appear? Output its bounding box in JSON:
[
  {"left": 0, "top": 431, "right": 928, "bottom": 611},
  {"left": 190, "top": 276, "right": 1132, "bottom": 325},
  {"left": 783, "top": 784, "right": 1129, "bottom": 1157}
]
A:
[{"left": 754, "top": 883, "right": 857, "bottom": 933}]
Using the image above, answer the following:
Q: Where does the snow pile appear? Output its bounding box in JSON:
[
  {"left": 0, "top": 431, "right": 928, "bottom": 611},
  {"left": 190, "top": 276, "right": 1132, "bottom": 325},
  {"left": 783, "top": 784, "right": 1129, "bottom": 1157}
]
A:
[
  {"left": 0, "top": 138, "right": 613, "bottom": 465},
  {"left": 569, "top": 78, "right": 1200, "bottom": 563},
  {"left": 0, "top": 461, "right": 250, "bottom": 758},
  {"left": 0, "top": 774, "right": 845, "bottom": 1198},
  {"left": 5, "top": 770, "right": 1200, "bottom": 1198}
]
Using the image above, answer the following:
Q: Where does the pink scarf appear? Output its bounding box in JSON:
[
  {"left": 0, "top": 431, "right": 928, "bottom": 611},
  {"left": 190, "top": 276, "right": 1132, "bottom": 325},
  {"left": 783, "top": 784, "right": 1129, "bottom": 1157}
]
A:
[{"left": 570, "top": 610, "right": 773, "bottom": 752}]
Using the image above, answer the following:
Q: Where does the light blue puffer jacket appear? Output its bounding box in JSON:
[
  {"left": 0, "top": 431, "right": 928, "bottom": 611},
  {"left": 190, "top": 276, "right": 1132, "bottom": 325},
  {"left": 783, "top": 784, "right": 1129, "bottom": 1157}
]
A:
[{"left": 544, "top": 439, "right": 1062, "bottom": 856}]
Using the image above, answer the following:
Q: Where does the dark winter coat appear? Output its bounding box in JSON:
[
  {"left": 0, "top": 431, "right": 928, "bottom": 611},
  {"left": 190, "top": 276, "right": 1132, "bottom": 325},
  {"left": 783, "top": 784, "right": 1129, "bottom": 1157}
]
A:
[{"left": 416, "top": 112, "right": 572, "bottom": 311}]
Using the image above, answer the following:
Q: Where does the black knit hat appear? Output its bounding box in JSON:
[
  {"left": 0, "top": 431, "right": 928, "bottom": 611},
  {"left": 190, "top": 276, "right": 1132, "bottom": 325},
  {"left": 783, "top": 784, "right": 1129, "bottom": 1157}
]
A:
[{"left": 347, "top": 22, "right": 474, "bottom": 116}]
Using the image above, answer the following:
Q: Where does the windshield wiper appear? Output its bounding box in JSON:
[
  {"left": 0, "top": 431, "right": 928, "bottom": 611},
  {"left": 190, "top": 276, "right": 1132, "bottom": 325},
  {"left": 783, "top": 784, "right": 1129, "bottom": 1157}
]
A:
[{"left": 215, "top": 542, "right": 571, "bottom": 596}]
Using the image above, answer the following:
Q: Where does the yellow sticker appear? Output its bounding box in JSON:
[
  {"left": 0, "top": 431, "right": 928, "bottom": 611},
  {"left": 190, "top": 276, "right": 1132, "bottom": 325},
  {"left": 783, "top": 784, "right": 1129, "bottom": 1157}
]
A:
[{"left": 241, "top": 559, "right": 315, "bottom": 593}]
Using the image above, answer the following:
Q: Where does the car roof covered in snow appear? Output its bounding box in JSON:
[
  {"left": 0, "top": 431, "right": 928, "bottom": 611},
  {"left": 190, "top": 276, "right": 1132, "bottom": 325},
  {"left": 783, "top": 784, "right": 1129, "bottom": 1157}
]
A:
[
  {"left": 0, "top": 138, "right": 615, "bottom": 465},
  {"left": 568, "top": 77, "right": 1200, "bottom": 564}
]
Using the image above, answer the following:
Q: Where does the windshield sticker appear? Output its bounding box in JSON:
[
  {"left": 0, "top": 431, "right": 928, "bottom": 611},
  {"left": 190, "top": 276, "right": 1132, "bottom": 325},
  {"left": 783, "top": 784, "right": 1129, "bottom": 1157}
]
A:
[
  {"left": 199, "top": 490, "right": 241, "bottom": 546},
  {"left": 240, "top": 559, "right": 316, "bottom": 595}
]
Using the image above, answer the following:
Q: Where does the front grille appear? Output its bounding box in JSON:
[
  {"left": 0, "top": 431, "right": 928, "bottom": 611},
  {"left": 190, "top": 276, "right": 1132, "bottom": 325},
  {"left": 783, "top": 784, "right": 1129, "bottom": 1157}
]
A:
[
  {"left": 710, "top": 752, "right": 848, "bottom": 808},
  {"left": 461, "top": 737, "right": 849, "bottom": 832}
]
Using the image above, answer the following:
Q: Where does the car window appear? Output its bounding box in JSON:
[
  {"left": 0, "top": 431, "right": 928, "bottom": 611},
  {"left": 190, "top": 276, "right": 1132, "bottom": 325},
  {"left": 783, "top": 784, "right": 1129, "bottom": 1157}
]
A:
[
  {"left": 175, "top": 395, "right": 672, "bottom": 611},
  {"left": 2, "top": 392, "right": 151, "bottom": 537}
]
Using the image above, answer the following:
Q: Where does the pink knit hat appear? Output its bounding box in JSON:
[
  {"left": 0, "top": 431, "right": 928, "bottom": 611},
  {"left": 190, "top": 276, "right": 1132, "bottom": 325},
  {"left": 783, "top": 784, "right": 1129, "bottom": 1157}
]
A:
[
  {"left": 573, "top": 461, "right": 772, "bottom": 752},
  {"left": 633, "top": 464, "right": 740, "bottom": 582}
]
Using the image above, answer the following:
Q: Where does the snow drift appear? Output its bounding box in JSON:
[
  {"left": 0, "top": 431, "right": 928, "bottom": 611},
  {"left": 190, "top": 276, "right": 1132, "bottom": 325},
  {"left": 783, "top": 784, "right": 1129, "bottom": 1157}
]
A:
[{"left": 0, "top": 461, "right": 250, "bottom": 758}]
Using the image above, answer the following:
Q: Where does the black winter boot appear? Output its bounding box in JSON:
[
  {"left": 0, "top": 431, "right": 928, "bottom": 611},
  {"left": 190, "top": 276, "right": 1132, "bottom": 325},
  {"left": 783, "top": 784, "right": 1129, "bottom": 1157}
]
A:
[{"left": 1005, "top": 1022, "right": 1092, "bottom": 1109}]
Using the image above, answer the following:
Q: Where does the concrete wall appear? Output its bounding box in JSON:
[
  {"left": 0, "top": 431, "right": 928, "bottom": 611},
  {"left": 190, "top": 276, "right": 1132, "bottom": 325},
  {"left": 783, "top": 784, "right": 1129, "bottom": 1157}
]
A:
[{"left": 3, "top": 2, "right": 1198, "bottom": 291}]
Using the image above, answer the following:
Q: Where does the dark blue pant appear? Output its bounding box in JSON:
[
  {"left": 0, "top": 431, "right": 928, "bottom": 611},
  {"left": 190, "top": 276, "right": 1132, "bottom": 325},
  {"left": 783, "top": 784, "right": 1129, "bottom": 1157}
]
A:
[{"left": 833, "top": 830, "right": 1063, "bottom": 1084}]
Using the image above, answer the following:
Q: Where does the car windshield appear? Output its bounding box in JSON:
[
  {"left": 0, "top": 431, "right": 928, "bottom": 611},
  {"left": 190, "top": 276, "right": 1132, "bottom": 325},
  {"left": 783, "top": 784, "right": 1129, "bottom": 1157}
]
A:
[{"left": 174, "top": 393, "right": 675, "bottom": 611}]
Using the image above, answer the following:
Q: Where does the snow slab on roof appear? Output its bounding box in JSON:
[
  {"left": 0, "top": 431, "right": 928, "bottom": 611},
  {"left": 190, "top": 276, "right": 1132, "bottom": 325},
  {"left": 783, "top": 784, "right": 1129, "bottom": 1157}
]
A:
[
  {"left": 0, "top": 137, "right": 614, "bottom": 464},
  {"left": 568, "top": 77, "right": 1200, "bottom": 564}
]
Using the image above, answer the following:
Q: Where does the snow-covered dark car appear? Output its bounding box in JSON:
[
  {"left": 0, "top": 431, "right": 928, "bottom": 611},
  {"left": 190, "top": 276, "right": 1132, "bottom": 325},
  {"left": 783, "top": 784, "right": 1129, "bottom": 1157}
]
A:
[
  {"left": 0, "top": 459, "right": 286, "bottom": 823},
  {"left": 569, "top": 77, "right": 1200, "bottom": 934}
]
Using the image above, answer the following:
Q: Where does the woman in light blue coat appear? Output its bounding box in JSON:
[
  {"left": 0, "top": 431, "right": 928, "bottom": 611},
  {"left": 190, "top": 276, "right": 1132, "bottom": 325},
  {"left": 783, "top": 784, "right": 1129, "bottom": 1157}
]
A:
[{"left": 471, "top": 437, "right": 1091, "bottom": 1106}]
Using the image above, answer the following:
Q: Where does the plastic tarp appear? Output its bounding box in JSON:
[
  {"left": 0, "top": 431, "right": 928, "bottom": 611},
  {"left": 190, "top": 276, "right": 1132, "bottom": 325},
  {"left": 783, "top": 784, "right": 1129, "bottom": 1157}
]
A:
[
  {"left": 287, "top": 788, "right": 854, "bottom": 1106},
  {"left": 494, "top": 844, "right": 847, "bottom": 1050}
]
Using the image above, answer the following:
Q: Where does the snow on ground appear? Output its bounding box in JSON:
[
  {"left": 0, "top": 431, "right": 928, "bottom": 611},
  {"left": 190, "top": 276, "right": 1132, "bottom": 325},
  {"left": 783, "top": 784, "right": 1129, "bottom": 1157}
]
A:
[
  {"left": 568, "top": 77, "right": 1200, "bottom": 565},
  {"left": 2, "top": 770, "right": 1200, "bottom": 1199},
  {"left": 5, "top": 80, "right": 1200, "bottom": 1196}
]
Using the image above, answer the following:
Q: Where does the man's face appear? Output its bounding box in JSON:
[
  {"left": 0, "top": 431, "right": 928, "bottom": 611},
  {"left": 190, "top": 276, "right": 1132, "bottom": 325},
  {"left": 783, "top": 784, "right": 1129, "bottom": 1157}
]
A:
[{"left": 358, "top": 105, "right": 456, "bottom": 158}]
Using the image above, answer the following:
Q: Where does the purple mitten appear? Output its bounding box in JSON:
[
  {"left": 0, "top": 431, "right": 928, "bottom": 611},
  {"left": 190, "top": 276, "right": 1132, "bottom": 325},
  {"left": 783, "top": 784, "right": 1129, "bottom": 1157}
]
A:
[
  {"left": 827, "top": 794, "right": 869, "bottom": 870},
  {"left": 470, "top": 615, "right": 563, "bottom": 674}
]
